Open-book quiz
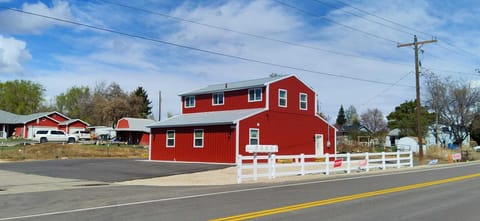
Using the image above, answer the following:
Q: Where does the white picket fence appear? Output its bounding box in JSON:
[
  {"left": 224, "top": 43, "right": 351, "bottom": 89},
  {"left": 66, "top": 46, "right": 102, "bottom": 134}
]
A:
[{"left": 236, "top": 151, "right": 413, "bottom": 183}]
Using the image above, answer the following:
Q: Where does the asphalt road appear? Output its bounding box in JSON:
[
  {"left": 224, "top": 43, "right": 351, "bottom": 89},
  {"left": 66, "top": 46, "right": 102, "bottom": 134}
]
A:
[
  {"left": 0, "top": 158, "right": 231, "bottom": 182},
  {"left": 0, "top": 162, "right": 479, "bottom": 221}
]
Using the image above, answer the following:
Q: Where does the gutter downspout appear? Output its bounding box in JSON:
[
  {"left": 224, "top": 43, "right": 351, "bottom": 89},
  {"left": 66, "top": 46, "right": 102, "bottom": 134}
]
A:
[
  {"left": 235, "top": 121, "right": 240, "bottom": 164},
  {"left": 148, "top": 128, "right": 152, "bottom": 161}
]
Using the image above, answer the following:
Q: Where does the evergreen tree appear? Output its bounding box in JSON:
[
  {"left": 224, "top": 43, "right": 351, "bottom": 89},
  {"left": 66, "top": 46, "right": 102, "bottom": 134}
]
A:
[
  {"left": 336, "top": 105, "right": 346, "bottom": 127},
  {"left": 133, "top": 86, "right": 152, "bottom": 118}
]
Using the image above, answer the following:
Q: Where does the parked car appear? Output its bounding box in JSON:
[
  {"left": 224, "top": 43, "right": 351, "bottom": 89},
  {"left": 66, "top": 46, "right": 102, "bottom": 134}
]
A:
[
  {"left": 71, "top": 130, "right": 91, "bottom": 140},
  {"left": 33, "top": 129, "right": 76, "bottom": 143},
  {"left": 473, "top": 146, "right": 480, "bottom": 152}
]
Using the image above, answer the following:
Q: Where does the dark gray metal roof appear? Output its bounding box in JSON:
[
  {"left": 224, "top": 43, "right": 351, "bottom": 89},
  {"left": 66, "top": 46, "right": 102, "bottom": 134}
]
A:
[
  {"left": 148, "top": 108, "right": 264, "bottom": 128},
  {"left": 179, "top": 75, "right": 288, "bottom": 96}
]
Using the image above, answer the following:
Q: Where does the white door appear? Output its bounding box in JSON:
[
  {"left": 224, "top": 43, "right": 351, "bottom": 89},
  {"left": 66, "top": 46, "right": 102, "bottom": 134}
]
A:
[{"left": 315, "top": 134, "right": 324, "bottom": 156}]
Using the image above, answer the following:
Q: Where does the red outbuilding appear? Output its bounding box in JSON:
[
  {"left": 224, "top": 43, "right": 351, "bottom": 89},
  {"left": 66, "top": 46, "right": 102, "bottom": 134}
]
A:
[
  {"left": 115, "top": 117, "right": 155, "bottom": 146},
  {"left": 148, "top": 75, "right": 337, "bottom": 163}
]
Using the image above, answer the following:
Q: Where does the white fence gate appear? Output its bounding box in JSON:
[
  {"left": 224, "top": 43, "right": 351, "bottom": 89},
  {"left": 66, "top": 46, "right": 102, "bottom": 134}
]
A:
[{"left": 237, "top": 151, "right": 413, "bottom": 183}]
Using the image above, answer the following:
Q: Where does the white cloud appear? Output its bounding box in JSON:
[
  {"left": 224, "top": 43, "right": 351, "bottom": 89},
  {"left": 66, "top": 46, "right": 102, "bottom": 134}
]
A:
[
  {"left": 0, "top": 0, "right": 72, "bottom": 34},
  {"left": 0, "top": 35, "right": 31, "bottom": 74}
]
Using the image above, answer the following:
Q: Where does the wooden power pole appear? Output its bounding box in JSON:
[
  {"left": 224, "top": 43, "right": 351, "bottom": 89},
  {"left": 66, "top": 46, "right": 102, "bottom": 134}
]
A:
[{"left": 397, "top": 35, "right": 436, "bottom": 162}]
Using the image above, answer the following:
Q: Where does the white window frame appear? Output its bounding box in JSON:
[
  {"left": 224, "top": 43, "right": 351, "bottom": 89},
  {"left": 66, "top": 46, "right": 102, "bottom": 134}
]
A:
[
  {"left": 184, "top": 96, "right": 195, "bottom": 108},
  {"left": 193, "top": 129, "right": 204, "bottom": 148},
  {"left": 248, "top": 88, "right": 262, "bottom": 102},
  {"left": 278, "top": 89, "right": 287, "bottom": 107},
  {"left": 299, "top": 93, "right": 308, "bottom": 110},
  {"left": 249, "top": 128, "right": 259, "bottom": 145},
  {"left": 166, "top": 130, "right": 175, "bottom": 148},
  {"left": 212, "top": 92, "right": 224, "bottom": 106}
]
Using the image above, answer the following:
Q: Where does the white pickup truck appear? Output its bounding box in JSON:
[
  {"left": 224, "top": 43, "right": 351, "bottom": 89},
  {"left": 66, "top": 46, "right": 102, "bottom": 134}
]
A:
[
  {"left": 71, "top": 130, "right": 91, "bottom": 140},
  {"left": 33, "top": 129, "right": 77, "bottom": 143}
]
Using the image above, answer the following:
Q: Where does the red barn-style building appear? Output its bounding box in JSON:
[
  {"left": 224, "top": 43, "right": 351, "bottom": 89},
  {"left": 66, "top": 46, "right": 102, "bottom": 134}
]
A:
[
  {"left": 0, "top": 110, "right": 89, "bottom": 139},
  {"left": 148, "top": 75, "right": 337, "bottom": 163},
  {"left": 115, "top": 117, "right": 155, "bottom": 146}
]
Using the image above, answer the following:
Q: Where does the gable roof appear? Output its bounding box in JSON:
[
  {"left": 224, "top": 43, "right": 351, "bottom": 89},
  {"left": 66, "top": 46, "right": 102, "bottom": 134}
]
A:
[
  {"left": 0, "top": 110, "right": 68, "bottom": 124},
  {"left": 58, "top": 119, "right": 90, "bottom": 126},
  {"left": 116, "top": 118, "right": 155, "bottom": 132},
  {"left": 148, "top": 108, "right": 264, "bottom": 128},
  {"left": 179, "top": 75, "right": 289, "bottom": 96}
]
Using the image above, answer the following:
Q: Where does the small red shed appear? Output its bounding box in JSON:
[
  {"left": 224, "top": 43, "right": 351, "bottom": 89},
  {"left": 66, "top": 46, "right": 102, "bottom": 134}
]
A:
[
  {"left": 115, "top": 117, "right": 155, "bottom": 146},
  {"left": 148, "top": 75, "right": 337, "bottom": 163}
]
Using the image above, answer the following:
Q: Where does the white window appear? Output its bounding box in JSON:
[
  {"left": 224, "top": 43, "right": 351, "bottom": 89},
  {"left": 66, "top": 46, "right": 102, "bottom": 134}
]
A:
[
  {"left": 249, "top": 128, "right": 259, "bottom": 145},
  {"left": 212, "top": 92, "right": 224, "bottom": 105},
  {"left": 299, "top": 93, "right": 308, "bottom": 110},
  {"left": 166, "top": 130, "right": 175, "bottom": 147},
  {"left": 184, "top": 96, "right": 195, "bottom": 108},
  {"left": 278, "top": 89, "right": 287, "bottom": 107},
  {"left": 194, "top": 129, "right": 204, "bottom": 148},
  {"left": 248, "top": 88, "right": 262, "bottom": 102}
]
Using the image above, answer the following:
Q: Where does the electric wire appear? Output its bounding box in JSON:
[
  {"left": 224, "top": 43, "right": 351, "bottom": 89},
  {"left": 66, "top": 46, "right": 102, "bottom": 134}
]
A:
[
  {"left": 361, "top": 71, "right": 414, "bottom": 106},
  {"left": 91, "top": 0, "right": 410, "bottom": 67},
  {"left": 272, "top": 0, "right": 400, "bottom": 44},
  {"left": 1, "top": 6, "right": 414, "bottom": 88}
]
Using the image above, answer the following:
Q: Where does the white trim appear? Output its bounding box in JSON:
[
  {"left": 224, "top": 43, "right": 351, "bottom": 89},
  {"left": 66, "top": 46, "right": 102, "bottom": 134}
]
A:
[
  {"left": 278, "top": 89, "right": 287, "bottom": 108},
  {"left": 193, "top": 129, "right": 204, "bottom": 148},
  {"left": 299, "top": 93, "right": 308, "bottom": 110},
  {"left": 235, "top": 122, "right": 240, "bottom": 164},
  {"left": 148, "top": 129, "right": 152, "bottom": 161},
  {"left": 248, "top": 88, "right": 262, "bottom": 102},
  {"left": 166, "top": 130, "right": 175, "bottom": 148},
  {"left": 249, "top": 128, "right": 259, "bottom": 145},
  {"left": 184, "top": 96, "right": 196, "bottom": 108},
  {"left": 212, "top": 92, "right": 224, "bottom": 106}
]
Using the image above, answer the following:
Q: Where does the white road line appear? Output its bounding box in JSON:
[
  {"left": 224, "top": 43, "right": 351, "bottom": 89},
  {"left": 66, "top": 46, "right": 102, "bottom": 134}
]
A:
[{"left": 1, "top": 162, "right": 479, "bottom": 220}]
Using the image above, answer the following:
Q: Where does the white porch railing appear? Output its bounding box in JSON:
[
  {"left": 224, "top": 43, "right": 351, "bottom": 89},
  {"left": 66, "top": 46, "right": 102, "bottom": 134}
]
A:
[{"left": 236, "top": 151, "right": 413, "bottom": 183}]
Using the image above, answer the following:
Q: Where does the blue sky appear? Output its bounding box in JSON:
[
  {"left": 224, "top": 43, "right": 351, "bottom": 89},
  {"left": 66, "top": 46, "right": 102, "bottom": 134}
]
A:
[{"left": 1, "top": 0, "right": 479, "bottom": 121}]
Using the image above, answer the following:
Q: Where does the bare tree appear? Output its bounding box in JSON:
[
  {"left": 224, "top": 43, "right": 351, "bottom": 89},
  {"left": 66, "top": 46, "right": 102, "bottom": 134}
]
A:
[
  {"left": 360, "top": 108, "right": 387, "bottom": 135},
  {"left": 424, "top": 73, "right": 480, "bottom": 146}
]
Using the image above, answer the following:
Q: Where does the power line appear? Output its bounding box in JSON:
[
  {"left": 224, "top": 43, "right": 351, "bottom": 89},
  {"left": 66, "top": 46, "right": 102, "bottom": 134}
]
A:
[
  {"left": 310, "top": 0, "right": 414, "bottom": 37},
  {"left": 1, "top": 6, "right": 414, "bottom": 88},
  {"left": 272, "top": 0, "right": 400, "bottom": 44},
  {"left": 361, "top": 71, "right": 413, "bottom": 106},
  {"left": 333, "top": 0, "right": 480, "bottom": 61},
  {"left": 91, "top": 0, "right": 410, "bottom": 67}
]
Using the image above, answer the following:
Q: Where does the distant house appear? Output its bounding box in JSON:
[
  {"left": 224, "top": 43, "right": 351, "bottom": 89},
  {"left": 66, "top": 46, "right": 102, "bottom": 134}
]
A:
[
  {"left": 115, "top": 117, "right": 155, "bottom": 146},
  {"left": 0, "top": 110, "right": 89, "bottom": 139},
  {"left": 148, "top": 75, "right": 337, "bottom": 163}
]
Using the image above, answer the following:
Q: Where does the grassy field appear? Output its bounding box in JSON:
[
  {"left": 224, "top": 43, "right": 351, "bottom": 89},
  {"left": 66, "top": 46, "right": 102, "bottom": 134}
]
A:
[{"left": 0, "top": 142, "right": 148, "bottom": 161}]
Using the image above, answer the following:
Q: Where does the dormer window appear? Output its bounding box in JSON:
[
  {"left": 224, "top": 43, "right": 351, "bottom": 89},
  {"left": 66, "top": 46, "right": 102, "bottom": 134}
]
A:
[
  {"left": 212, "top": 92, "right": 224, "bottom": 105},
  {"left": 248, "top": 88, "right": 262, "bottom": 102},
  {"left": 185, "top": 96, "right": 195, "bottom": 108}
]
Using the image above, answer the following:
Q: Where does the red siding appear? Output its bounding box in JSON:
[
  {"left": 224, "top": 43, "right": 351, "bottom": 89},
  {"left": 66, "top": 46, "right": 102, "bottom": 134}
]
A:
[
  {"left": 239, "top": 111, "right": 335, "bottom": 156},
  {"left": 23, "top": 117, "right": 60, "bottom": 138},
  {"left": 139, "top": 133, "right": 150, "bottom": 146},
  {"left": 151, "top": 125, "right": 236, "bottom": 163},
  {"left": 48, "top": 113, "right": 68, "bottom": 122},
  {"left": 117, "top": 119, "right": 130, "bottom": 129},
  {"left": 182, "top": 88, "right": 266, "bottom": 114},
  {"left": 268, "top": 76, "right": 316, "bottom": 116}
]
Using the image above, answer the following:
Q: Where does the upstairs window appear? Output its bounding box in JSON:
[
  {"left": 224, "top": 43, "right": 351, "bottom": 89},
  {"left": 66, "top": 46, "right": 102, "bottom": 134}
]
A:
[
  {"left": 212, "top": 92, "right": 224, "bottom": 105},
  {"left": 278, "top": 89, "right": 287, "bottom": 107},
  {"left": 299, "top": 93, "right": 308, "bottom": 110},
  {"left": 166, "top": 130, "right": 175, "bottom": 147},
  {"left": 184, "top": 96, "right": 195, "bottom": 108},
  {"left": 248, "top": 88, "right": 262, "bottom": 102},
  {"left": 194, "top": 129, "right": 204, "bottom": 148}
]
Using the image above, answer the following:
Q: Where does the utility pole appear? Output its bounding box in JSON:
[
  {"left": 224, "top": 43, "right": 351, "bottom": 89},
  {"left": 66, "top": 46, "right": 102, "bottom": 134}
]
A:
[{"left": 397, "top": 35, "right": 437, "bottom": 162}]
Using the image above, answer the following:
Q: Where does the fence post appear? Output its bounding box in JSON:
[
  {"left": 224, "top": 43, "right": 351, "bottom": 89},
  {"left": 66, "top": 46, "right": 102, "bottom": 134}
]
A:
[
  {"left": 268, "top": 153, "right": 272, "bottom": 179},
  {"left": 237, "top": 155, "right": 242, "bottom": 184},
  {"left": 325, "top": 153, "right": 330, "bottom": 175},
  {"left": 409, "top": 151, "right": 413, "bottom": 167},
  {"left": 253, "top": 153, "right": 258, "bottom": 181},
  {"left": 346, "top": 152, "right": 351, "bottom": 174},
  {"left": 382, "top": 152, "right": 386, "bottom": 170},
  {"left": 272, "top": 154, "right": 276, "bottom": 179},
  {"left": 396, "top": 150, "right": 401, "bottom": 168},
  {"left": 365, "top": 152, "right": 370, "bottom": 172},
  {"left": 300, "top": 153, "right": 305, "bottom": 176}
]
